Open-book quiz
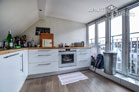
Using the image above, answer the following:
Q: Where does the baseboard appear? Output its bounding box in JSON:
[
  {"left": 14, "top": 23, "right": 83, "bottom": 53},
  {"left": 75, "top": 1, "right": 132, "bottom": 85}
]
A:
[{"left": 27, "top": 67, "right": 89, "bottom": 79}]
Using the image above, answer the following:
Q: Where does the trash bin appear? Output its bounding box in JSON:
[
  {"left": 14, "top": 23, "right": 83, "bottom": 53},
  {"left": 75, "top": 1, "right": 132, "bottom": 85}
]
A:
[{"left": 103, "top": 52, "right": 117, "bottom": 75}]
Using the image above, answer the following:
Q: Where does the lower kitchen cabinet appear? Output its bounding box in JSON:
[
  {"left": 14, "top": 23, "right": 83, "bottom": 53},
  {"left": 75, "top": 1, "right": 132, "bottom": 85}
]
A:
[
  {"left": 0, "top": 47, "right": 91, "bottom": 92},
  {"left": 29, "top": 62, "right": 58, "bottom": 75},
  {"left": 28, "top": 48, "right": 91, "bottom": 75},
  {"left": 29, "top": 49, "right": 58, "bottom": 64},
  {"left": 77, "top": 49, "right": 91, "bottom": 68},
  {"left": 22, "top": 50, "right": 28, "bottom": 77},
  {"left": 0, "top": 48, "right": 91, "bottom": 92},
  {"left": 0, "top": 51, "right": 28, "bottom": 92},
  {"left": 28, "top": 49, "right": 59, "bottom": 75}
]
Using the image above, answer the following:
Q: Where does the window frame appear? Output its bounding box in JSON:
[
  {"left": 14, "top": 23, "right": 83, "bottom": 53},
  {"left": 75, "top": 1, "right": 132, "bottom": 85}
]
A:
[
  {"left": 86, "top": 2, "right": 139, "bottom": 81},
  {"left": 110, "top": 15, "right": 123, "bottom": 73},
  {"left": 97, "top": 20, "right": 106, "bottom": 53},
  {"left": 87, "top": 23, "right": 96, "bottom": 46},
  {"left": 128, "top": 5, "right": 139, "bottom": 80}
]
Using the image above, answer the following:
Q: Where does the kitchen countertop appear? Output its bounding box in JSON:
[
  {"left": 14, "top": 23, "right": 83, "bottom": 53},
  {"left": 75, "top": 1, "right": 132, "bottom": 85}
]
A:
[
  {"left": 0, "top": 48, "right": 27, "bottom": 55},
  {"left": 28, "top": 47, "right": 91, "bottom": 49},
  {"left": 0, "top": 47, "right": 91, "bottom": 55}
]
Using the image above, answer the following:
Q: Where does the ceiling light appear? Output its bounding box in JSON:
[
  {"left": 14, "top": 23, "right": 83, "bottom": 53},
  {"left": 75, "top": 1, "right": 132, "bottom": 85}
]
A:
[{"left": 106, "top": 5, "right": 118, "bottom": 17}]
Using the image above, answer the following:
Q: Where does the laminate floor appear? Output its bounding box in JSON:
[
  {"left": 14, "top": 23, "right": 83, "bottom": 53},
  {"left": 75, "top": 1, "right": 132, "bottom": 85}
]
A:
[{"left": 20, "top": 70, "right": 133, "bottom": 92}]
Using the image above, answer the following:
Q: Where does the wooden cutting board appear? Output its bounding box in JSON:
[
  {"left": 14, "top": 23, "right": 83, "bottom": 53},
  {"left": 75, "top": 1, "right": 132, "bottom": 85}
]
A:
[{"left": 40, "top": 33, "right": 54, "bottom": 47}]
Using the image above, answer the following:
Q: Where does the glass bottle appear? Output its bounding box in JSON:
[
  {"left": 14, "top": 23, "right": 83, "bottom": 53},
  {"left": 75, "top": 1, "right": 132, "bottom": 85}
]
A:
[{"left": 6, "top": 30, "right": 13, "bottom": 49}]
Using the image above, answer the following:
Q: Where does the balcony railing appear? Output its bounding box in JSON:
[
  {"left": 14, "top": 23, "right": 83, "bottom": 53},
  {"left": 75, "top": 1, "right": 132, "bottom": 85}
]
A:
[{"left": 89, "top": 32, "right": 139, "bottom": 76}]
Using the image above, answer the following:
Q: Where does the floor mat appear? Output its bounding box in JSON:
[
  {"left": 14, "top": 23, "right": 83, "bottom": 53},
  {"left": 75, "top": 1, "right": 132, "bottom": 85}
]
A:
[{"left": 58, "top": 72, "right": 88, "bottom": 85}]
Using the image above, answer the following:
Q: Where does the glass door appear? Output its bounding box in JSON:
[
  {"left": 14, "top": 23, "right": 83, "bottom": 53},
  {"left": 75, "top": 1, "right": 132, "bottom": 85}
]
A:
[
  {"left": 59, "top": 51, "right": 77, "bottom": 68},
  {"left": 98, "top": 21, "right": 106, "bottom": 54},
  {"left": 111, "top": 15, "right": 122, "bottom": 72},
  {"left": 88, "top": 24, "right": 95, "bottom": 46},
  {"left": 129, "top": 6, "right": 139, "bottom": 77},
  {"left": 62, "top": 54, "right": 74, "bottom": 64}
]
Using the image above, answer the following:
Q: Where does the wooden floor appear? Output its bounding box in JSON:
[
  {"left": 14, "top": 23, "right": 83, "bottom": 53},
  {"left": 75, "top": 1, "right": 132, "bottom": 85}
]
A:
[{"left": 20, "top": 70, "right": 133, "bottom": 92}]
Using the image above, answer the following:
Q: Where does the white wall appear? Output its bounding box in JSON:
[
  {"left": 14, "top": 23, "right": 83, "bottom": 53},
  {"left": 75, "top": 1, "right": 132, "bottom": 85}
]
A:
[
  {"left": 0, "top": 0, "right": 39, "bottom": 41},
  {"left": 22, "top": 16, "right": 86, "bottom": 46}
]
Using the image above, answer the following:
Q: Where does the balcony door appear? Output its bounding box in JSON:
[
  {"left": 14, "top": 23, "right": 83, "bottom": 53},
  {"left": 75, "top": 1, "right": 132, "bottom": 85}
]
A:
[
  {"left": 111, "top": 15, "right": 122, "bottom": 72},
  {"left": 129, "top": 6, "right": 139, "bottom": 77}
]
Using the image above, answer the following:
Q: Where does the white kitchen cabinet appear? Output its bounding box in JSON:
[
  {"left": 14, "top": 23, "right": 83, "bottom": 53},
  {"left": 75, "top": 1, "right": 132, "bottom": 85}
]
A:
[
  {"left": 0, "top": 52, "right": 22, "bottom": 92},
  {"left": 29, "top": 62, "right": 58, "bottom": 75},
  {"left": 28, "top": 49, "right": 59, "bottom": 75},
  {"left": 28, "top": 48, "right": 91, "bottom": 75},
  {"left": 29, "top": 49, "right": 58, "bottom": 64},
  {"left": 23, "top": 50, "right": 28, "bottom": 77},
  {"left": 0, "top": 48, "right": 91, "bottom": 91},
  {"left": 0, "top": 51, "right": 28, "bottom": 92},
  {"left": 77, "top": 49, "right": 91, "bottom": 68}
]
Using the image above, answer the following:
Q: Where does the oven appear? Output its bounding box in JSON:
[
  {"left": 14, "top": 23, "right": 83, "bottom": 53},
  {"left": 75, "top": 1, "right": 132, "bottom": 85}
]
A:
[{"left": 59, "top": 49, "right": 77, "bottom": 68}]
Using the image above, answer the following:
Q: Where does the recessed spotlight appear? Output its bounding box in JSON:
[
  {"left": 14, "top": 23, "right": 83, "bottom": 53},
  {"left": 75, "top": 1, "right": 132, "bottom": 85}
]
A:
[{"left": 39, "top": 9, "right": 42, "bottom": 11}]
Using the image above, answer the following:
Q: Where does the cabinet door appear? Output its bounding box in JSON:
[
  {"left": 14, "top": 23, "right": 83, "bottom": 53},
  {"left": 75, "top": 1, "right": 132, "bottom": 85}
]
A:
[
  {"left": 0, "top": 52, "right": 21, "bottom": 92},
  {"left": 29, "top": 62, "right": 58, "bottom": 75},
  {"left": 18, "top": 51, "right": 28, "bottom": 90},
  {"left": 77, "top": 49, "right": 91, "bottom": 68},
  {"left": 23, "top": 50, "right": 28, "bottom": 77},
  {"left": 28, "top": 49, "right": 59, "bottom": 75},
  {"left": 29, "top": 49, "right": 58, "bottom": 64}
]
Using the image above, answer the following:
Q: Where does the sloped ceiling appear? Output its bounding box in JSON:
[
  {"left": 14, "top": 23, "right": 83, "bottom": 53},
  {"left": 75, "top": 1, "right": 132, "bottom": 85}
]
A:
[
  {"left": 0, "top": 0, "right": 135, "bottom": 41},
  {"left": 0, "top": 0, "right": 39, "bottom": 41},
  {"left": 43, "top": 0, "right": 134, "bottom": 23}
]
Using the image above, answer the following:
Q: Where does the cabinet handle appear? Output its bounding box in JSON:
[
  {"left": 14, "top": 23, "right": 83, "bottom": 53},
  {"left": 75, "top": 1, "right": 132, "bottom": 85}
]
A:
[
  {"left": 38, "top": 63, "right": 51, "bottom": 66},
  {"left": 20, "top": 54, "right": 24, "bottom": 72},
  {"left": 80, "top": 53, "right": 88, "bottom": 55},
  {"left": 38, "top": 50, "right": 51, "bottom": 52},
  {"left": 38, "top": 55, "right": 51, "bottom": 56},
  {"left": 4, "top": 53, "right": 19, "bottom": 59},
  {"left": 79, "top": 60, "right": 88, "bottom": 62}
]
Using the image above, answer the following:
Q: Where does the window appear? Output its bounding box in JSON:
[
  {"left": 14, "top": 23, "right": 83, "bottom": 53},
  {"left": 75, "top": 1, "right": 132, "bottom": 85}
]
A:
[
  {"left": 87, "top": 2, "right": 139, "bottom": 81},
  {"left": 88, "top": 24, "right": 95, "bottom": 46},
  {"left": 129, "top": 6, "right": 139, "bottom": 76},
  {"left": 98, "top": 21, "right": 105, "bottom": 54},
  {"left": 111, "top": 16, "right": 122, "bottom": 72}
]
